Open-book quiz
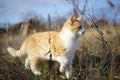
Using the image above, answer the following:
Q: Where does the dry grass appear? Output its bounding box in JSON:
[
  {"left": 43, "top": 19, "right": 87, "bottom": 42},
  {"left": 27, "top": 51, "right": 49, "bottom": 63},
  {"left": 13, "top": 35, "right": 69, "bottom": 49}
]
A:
[{"left": 79, "top": 26, "right": 120, "bottom": 55}]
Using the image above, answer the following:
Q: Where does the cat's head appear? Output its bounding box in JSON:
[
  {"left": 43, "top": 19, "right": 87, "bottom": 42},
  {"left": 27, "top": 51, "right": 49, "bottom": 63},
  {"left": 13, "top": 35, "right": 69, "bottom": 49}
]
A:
[{"left": 62, "top": 13, "right": 85, "bottom": 38}]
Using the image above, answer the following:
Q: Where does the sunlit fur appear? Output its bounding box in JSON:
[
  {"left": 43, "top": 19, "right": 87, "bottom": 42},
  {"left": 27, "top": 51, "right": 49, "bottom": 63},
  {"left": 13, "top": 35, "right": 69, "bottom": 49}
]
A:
[{"left": 7, "top": 13, "right": 85, "bottom": 79}]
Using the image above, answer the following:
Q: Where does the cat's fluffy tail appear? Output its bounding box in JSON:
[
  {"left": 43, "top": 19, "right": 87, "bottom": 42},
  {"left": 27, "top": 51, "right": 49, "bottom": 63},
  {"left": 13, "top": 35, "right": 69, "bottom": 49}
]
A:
[{"left": 7, "top": 44, "right": 26, "bottom": 57}]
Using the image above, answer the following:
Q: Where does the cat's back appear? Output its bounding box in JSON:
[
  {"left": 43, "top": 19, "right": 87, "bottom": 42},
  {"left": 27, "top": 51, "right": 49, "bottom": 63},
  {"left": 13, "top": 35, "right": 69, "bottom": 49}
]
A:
[
  {"left": 23, "top": 31, "right": 65, "bottom": 57},
  {"left": 25, "top": 31, "right": 59, "bottom": 44}
]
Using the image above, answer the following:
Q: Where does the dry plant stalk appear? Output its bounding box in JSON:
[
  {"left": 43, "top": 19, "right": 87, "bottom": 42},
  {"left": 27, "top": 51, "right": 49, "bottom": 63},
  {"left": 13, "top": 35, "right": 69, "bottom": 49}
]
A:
[{"left": 89, "top": 14, "right": 115, "bottom": 80}]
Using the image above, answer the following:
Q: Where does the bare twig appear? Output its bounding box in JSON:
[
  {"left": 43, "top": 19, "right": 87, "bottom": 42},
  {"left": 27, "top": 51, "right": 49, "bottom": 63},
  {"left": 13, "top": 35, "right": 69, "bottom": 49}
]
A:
[
  {"left": 66, "top": 0, "right": 88, "bottom": 15},
  {"left": 107, "top": 0, "right": 114, "bottom": 8},
  {"left": 88, "top": 14, "right": 116, "bottom": 80},
  {"left": 47, "top": 14, "right": 53, "bottom": 71},
  {"left": 88, "top": 14, "right": 111, "bottom": 52}
]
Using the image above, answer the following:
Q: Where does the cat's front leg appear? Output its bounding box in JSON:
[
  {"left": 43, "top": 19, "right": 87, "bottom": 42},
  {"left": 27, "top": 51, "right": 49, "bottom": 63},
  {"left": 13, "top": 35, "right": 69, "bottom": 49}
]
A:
[
  {"left": 59, "top": 63, "right": 66, "bottom": 73},
  {"left": 65, "top": 63, "right": 72, "bottom": 79},
  {"left": 59, "top": 62, "right": 73, "bottom": 79}
]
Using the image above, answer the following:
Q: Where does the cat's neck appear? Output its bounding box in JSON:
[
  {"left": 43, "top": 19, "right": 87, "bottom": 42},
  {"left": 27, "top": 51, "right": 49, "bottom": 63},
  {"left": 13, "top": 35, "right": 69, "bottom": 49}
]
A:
[
  {"left": 59, "top": 28, "right": 77, "bottom": 49},
  {"left": 59, "top": 28, "right": 76, "bottom": 40}
]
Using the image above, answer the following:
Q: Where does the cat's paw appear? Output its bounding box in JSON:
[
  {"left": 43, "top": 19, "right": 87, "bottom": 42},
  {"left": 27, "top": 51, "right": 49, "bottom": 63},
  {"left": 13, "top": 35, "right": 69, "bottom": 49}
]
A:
[
  {"left": 33, "top": 70, "right": 42, "bottom": 75},
  {"left": 59, "top": 66, "right": 65, "bottom": 73}
]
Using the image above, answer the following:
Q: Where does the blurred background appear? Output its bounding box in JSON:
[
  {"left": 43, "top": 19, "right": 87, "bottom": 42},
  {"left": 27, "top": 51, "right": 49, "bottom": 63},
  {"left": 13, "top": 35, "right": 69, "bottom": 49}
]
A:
[{"left": 0, "top": 0, "right": 120, "bottom": 80}]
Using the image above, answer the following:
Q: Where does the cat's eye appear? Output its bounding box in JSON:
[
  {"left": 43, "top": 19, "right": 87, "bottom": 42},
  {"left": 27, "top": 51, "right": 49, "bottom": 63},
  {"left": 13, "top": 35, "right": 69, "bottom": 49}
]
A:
[{"left": 78, "top": 26, "right": 82, "bottom": 30}]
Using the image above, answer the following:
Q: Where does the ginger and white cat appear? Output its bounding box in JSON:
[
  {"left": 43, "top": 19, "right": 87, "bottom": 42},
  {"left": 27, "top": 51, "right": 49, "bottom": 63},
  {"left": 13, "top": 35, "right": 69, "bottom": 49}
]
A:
[{"left": 7, "top": 13, "right": 85, "bottom": 79}]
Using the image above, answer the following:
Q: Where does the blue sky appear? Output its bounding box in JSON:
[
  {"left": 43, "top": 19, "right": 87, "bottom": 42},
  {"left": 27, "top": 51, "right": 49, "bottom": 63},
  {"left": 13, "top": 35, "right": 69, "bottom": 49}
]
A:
[{"left": 0, "top": 0, "right": 120, "bottom": 24}]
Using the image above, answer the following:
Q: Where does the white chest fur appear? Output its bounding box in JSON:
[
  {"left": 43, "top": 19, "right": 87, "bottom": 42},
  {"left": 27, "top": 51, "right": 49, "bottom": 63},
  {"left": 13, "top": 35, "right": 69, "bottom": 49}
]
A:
[
  {"left": 59, "top": 29, "right": 78, "bottom": 54},
  {"left": 52, "top": 29, "right": 78, "bottom": 64}
]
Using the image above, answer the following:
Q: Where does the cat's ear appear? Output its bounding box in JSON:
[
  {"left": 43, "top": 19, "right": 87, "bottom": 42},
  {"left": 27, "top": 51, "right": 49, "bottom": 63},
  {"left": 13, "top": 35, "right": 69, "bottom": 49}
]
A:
[
  {"left": 68, "top": 13, "right": 77, "bottom": 25},
  {"left": 76, "top": 15, "right": 83, "bottom": 21}
]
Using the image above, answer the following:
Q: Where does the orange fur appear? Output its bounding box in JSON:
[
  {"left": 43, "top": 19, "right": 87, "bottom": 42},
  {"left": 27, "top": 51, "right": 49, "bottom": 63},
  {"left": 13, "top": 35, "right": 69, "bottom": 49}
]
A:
[{"left": 24, "top": 31, "right": 65, "bottom": 56}]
